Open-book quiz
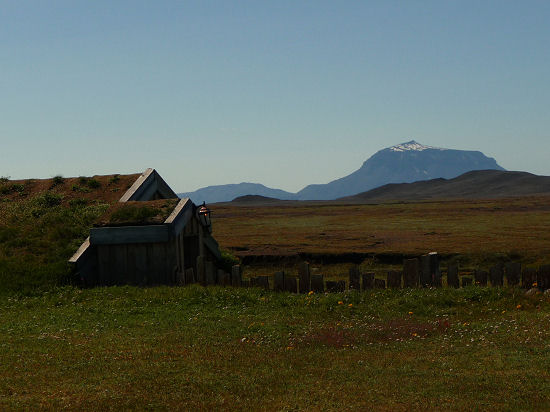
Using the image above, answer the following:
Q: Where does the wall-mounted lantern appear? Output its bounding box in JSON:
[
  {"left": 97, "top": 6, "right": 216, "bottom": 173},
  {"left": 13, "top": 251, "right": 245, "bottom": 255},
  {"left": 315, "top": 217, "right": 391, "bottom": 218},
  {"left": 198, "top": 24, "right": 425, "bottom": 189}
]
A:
[{"left": 197, "top": 202, "right": 212, "bottom": 232}]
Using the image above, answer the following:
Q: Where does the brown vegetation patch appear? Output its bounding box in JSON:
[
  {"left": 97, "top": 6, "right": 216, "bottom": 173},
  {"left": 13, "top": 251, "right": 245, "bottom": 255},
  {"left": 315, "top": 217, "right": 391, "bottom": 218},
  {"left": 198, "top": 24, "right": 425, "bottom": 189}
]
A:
[
  {"left": 299, "top": 318, "right": 439, "bottom": 348},
  {"left": 210, "top": 196, "right": 550, "bottom": 265},
  {"left": 0, "top": 173, "right": 141, "bottom": 206},
  {"left": 361, "top": 318, "right": 439, "bottom": 343},
  {"left": 300, "top": 325, "right": 359, "bottom": 348}
]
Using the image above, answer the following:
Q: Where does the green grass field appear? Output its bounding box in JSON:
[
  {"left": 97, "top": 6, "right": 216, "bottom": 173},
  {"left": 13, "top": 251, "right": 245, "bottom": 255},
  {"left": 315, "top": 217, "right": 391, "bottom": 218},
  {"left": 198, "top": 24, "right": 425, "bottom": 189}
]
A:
[{"left": 1, "top": 285, "right": 549, "bottom": 410}]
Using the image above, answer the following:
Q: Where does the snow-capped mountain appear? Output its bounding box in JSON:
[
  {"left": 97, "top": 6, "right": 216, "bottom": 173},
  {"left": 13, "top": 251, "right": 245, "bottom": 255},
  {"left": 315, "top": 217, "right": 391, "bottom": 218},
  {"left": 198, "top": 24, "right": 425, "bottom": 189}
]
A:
[
  {"left": 180, "top": 140, "right": 505, "bottom": 202},
  {"left": 294, "top": 140, "right": 505, "bottom": 200}
]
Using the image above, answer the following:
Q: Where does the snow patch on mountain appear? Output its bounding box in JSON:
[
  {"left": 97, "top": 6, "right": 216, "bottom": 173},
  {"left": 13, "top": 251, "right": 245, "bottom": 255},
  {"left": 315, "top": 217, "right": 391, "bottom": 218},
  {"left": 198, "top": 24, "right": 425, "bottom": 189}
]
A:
[{"left": 389, "top": 140, "right": 445, "bottom": 152}]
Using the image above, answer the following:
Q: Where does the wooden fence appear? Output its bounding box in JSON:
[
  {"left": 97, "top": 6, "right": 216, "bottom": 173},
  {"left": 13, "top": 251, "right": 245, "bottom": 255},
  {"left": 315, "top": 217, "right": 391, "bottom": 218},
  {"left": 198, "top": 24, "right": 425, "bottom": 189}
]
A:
[{"left": 182, "top": 253, "right": 550, "bottom": 293}]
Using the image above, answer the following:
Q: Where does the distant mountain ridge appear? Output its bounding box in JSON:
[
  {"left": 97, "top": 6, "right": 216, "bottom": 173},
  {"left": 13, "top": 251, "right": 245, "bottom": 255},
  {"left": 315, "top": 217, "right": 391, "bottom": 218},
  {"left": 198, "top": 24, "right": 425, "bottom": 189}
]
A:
[
  {"left": 340, "top": 170, "right": 550, "bottom": 202},
  {"left": 179, "top": 182, "right": 295, "bottom": 204},
  {"left": 179, "top": 140, "right": 506, "bottom": 203}
]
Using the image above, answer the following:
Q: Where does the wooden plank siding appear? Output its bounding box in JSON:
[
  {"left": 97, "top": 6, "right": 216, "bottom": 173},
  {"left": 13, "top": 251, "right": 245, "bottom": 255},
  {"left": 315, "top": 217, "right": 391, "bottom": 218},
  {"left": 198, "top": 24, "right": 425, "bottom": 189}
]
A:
[{"left": 94, "top": 241, "right": 183, "bottom": 287}]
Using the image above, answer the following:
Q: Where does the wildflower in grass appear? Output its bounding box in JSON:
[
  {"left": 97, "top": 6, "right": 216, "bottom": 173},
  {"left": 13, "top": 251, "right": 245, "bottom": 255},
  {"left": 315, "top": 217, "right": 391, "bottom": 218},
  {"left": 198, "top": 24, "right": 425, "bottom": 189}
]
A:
[
  {"left": 412, "top": 333, "right": 418, "bottom": 337},
  {"left": 348, "top": 303, "right": 353, "bottom": 308},
  {"left": 338, "top": 301, "right": 344, "bottom": 305},
  {"left": 516, "top": 304, "right": 522, "bottom": 309},
  {"left": 408, "top": 311, "right": 413, "bottom": 315},
  {"left": 533, "top": 282, "right": 538, "bottom": 287},
  {"left": 308, "top": 291, "right": 314, "bottom": 296}
]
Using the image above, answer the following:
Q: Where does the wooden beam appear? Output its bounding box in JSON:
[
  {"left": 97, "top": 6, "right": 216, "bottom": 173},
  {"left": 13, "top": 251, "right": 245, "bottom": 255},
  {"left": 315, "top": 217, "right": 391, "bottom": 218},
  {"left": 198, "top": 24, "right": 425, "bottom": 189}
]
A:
[
  {"left": 69, "top": 237, "right": 90, "bottom": 263},
  {"left": 118, "top": 169, "right": 178, "bottom": 201},
  {"left": 165, "top": 198, "right": 193, "bottom": 235},
  {"left": 152, "top": 169, "right": 178, "bottom": 199},
  {"left": 118, "top": 168, "right": 155, "bottom": 202}
]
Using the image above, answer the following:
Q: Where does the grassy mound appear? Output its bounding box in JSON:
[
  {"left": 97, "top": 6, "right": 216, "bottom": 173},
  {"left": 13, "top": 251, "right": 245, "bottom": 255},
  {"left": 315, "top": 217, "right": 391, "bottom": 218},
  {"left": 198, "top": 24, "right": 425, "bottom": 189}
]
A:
[
  {"left": 0, "top": 174, "right": 141, "bottom": 294},
  {"left": 0, "top": 192, "right": 109, "bottom": 294}
]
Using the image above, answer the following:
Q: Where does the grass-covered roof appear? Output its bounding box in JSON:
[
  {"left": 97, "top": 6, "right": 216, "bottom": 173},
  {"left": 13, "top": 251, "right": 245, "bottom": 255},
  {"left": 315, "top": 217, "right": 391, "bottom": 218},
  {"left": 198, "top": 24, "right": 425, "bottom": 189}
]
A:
[{"left": 94, "top": 199, "right": 180, "bottom": 227}]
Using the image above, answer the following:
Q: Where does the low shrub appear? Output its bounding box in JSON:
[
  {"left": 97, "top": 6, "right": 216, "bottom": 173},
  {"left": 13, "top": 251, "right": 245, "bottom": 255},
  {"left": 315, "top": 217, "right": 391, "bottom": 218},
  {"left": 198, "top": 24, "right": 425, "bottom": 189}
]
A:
[
  {"left": 35, "top": 192, "right": 63, "bottom": 208},
  {"left": 78, "top": 176, "right": 101, "bottom": 189},
  {"left": 219, "top": 249, "right": 240, "bottom": 273},
  {"left": 0, "top": 183, "right": 25, "bottom": 195},
  {"left": 51, "top": 175, "right": 64, "bottom": 187},
  {"left": 69, "top": 198, "right": 89, "bottom": 208},
  {"left": 109, "top": 174, "right": 121, "bottom": 185},
  {"left": 71, "top": 185, "right": 90, "bottom": 193}
]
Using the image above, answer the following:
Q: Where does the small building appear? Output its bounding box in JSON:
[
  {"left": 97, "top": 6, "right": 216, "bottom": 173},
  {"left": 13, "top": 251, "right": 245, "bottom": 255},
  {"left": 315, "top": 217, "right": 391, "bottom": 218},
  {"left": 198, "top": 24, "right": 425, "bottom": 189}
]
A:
[{"left": 69, "top": 168, "right": 222, "bottom": 287}]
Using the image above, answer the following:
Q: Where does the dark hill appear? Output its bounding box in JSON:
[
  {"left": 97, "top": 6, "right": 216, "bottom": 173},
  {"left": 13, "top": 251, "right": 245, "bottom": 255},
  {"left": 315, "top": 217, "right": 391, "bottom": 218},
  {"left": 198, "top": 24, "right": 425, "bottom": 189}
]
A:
[
  {"left": 230, "top": 195, "right": 282, "bottom": 205},
  {"left": 179, "top": 183, "right": 295, "bottom": 204},
  {"left": 341, "top": 170, "right": 550, "bottom": 202}
]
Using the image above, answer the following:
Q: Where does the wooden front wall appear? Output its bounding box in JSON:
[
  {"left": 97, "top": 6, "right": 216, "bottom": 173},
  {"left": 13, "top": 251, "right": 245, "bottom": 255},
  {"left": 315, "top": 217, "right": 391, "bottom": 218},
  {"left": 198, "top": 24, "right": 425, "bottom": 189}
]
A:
[
  {"left": 96, "top": 242, "right": 177, "bottom": 286},
  {"left": 85, "top": 215, "right": 215, "bottom": 287}
]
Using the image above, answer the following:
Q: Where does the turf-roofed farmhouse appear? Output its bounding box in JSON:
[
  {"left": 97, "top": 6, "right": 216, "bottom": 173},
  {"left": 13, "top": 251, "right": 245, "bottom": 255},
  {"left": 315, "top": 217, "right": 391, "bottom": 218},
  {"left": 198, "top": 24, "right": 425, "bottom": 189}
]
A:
[{"left": 70, "top": 168, "right": 223, "bottom": 287}]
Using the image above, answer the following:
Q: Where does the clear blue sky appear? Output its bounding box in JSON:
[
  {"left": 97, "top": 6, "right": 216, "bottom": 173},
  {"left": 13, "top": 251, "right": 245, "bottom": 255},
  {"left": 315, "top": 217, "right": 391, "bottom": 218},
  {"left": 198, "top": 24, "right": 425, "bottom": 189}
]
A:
[{"left": 2, "top": 1, "right": 549, "bottom": 192}]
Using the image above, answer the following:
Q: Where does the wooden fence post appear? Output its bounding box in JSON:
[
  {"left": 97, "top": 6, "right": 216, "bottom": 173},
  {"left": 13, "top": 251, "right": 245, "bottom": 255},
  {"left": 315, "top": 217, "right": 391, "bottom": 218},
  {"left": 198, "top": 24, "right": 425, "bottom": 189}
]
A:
[
  {"left": 539, "top": 265, "right": 550, "bottom": 290},
  {"left": 274, "top": 271, "right": 285, "bottom": 292},
  {"left": 231, "top": 265, "right": 242, "bottom": 287},
  {"left": 256, "top": 276, "right": 270, "bottom": 290},
  {"left": 474, "top": 270, "right": 488, "bottom": 286},
  {"left": 489, "top": 265, "right": 504, "bottom": 287},
  {"left": 217, "top": 270, "right": 230, "bottom": 286},
  {"left": 205, "top": 261, "right": 216, "bottom": 285},
  {"left": 284, "top": 276, "right": 298, "bottom": 293},
  {"left": 298, "top": 262, "right": 311, "bottom": 294},
  {"left": 387, "top": 270, "right": 402, "bottom": 289},
  {"left": 403, "top": 258, "right": 420, "bottom": 288},
  {"left": 311, "top": 274, "right": 324, "bottom": 293},
  {"left": 522, "top": 267, "right": 537, "bottom": 289},
  {"left": 176, "top": 271, "right": 185, "bottom": 286},
  {"left": 420, "top": 254, "right": 432, "bottom": 287},
  {"left": 505, "top": 262, "right": 521, "bottom": 286},
  {"left": 184, "top": 268, "right": 195, "bottom": 284},
  {"left": 349, "top": 266, "right": 360, "bottom": 290},
  {"left": 447, "top": 264, "right": 459, "bottom": 288},
  {"left": 432, "top": 254, "right": 442, "bottom": 287},
  {"left": 421, "top": 253, "right": 440, "bottom": 287},
  {"left": 362, "top": 273, "right": 374, "bottom": 290}
]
